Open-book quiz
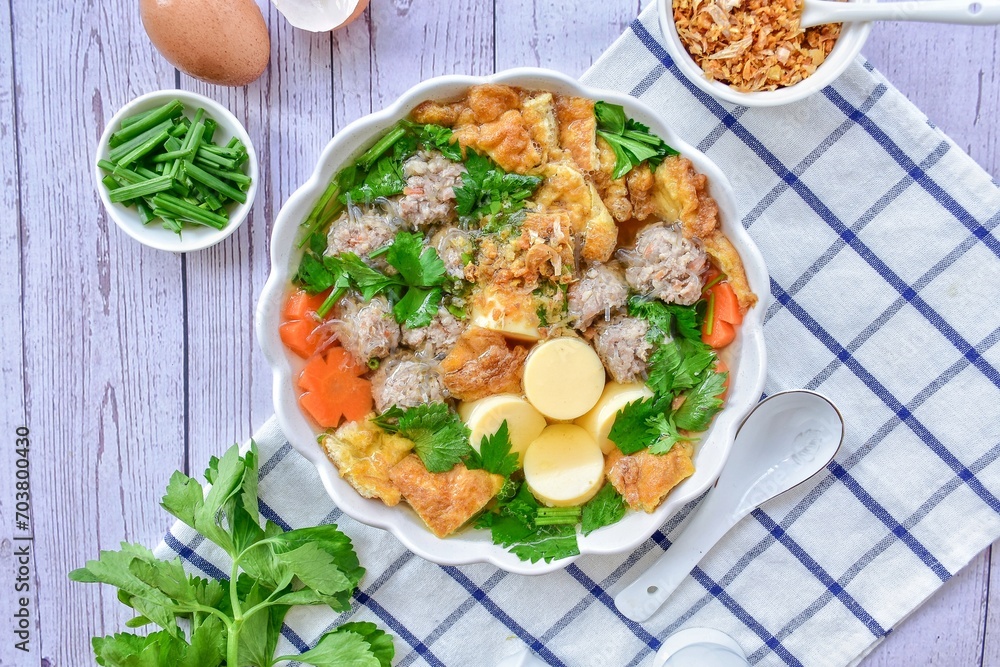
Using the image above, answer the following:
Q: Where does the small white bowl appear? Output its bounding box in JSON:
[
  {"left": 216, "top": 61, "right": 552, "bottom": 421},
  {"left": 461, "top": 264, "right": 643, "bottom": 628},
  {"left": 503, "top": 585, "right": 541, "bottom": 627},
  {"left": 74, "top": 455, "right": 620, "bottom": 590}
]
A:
[
  {"left": 94, "top": 90, "right": 258, "bottom": 253},
  {"left": 256, "top": 68, "right": 770, "bottom": 575},
  {"left": 658, "top": 0, "right": 874, "bottom": 107}
]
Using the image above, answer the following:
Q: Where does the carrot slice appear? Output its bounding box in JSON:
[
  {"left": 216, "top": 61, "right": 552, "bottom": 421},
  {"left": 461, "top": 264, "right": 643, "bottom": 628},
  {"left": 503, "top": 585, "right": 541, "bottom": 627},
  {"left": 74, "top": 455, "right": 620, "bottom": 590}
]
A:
[
  {"left": 714, "top": 358, "right": 730, "bottom": 399},
  {"left": 297, "top": 348, "right": 372, "bottom": 427},
  {"left": 702, "top": 317, "right": 736, "bottom": 349},
  {"left": 283, "top": 289, "right": 328, "bottom": 322},
  {"left": 281, "top": 289, "right": 333, "bottom": 359},
  {"left": 280, "top": 320, "right": 320, "bottom": 359},
  {"left": 711, "top": 282, "right": 743, "bottom": 325}
]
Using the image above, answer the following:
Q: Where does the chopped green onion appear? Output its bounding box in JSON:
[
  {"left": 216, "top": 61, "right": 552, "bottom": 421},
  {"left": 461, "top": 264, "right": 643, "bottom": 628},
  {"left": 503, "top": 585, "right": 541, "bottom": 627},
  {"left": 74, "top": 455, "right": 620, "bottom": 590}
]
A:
[
  {"left": 182, "top": 160, "right": 246, "bottom": 204},
  {"left": 202, "top": 118, "right": 217, "bottom": 144},
  {"left": 151, "top": 193, "right": 228, "bottom": 229},
  {"left": 704, "top": 292, "right": 716, "bottom": 336},
  {"left": 534, "top": 506, "right": 582, "bottom": 526},
  {"left": 150, "top": 148, "right": 194, "bottom": 163},
  {"left": 118, "top": 107, "right": 157, "bottom": 128},
  {"left": 108, "top": 100, "right": 183, "bottom": 147},
  {"left": 296, "top": 179, "right": 342, "bottom": 248},
  {"left": 116, "top": 128, "right": 171, "bottom": 166},
  {"left": 136, "top": 199, "right": 156, "bottom": 224},
  {"left": 316, "top": 286, "right": 347, "bottom": 319},
  {"left": 99, "top": 100, "right": 251, "bottom": 234},
  {"left": 357, "top": 122, "right": 407, "bottom": 171},
  {"left": 108, "top": 175, "right": 174, "bottom": 203},
  {"left": 108, "top": 119, "right": 174, "bottom": 162},
  {"left": 199, "top": 163, "right": 251, "bottom": 186},
  {"left": 703, "top": 272, "right": 726, "bottom": 293},
  {"left": 195, "top": 148, "right": 236, "bottom": 169}
]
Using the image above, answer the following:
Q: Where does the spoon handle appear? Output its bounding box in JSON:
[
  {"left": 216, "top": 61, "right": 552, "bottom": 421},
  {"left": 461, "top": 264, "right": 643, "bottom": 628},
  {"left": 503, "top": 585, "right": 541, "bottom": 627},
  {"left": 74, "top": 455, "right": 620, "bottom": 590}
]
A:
[
  {"left": 614, "top": 491, "right": 741, "bottom": 623},
  {"left": 800, "top": 0, "right": 1000, "bottom": 29}
]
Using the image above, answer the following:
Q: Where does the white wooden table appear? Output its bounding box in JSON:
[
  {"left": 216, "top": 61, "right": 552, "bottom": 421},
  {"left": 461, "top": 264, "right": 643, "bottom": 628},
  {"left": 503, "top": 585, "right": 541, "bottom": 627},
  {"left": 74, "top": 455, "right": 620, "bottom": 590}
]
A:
[{"left": 1, "top": 1, "right": 997, "bottom": 664}]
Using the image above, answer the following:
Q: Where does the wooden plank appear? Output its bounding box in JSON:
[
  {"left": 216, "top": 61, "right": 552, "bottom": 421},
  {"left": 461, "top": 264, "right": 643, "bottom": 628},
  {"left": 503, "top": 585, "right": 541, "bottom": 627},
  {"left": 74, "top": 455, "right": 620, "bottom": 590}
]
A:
[
  {"left": 368, "top": 0, "right": 495, "bottom": 109},
  {"left": 981, "top": 545, "right": 1000, "bottom": 666},
  {"left": 8, "top": 1, "right": 183, "bottom": 663},
  {"left": 333, "top": 10, "right": 374, "bottom": 131},
  {"left": 864, "top": 24, "right": 1000, "bottom": 179},
  {"left": 495, "top": 0, "right": 638, "bottom": 74},
  {"left": 180, "top": 2, "right": 335, "bottom": 467},
  {"left": 0, "top": 0, "right": 32, "bottom": 660},
  {"left": 861, "top": 548, "right": 990, "bottom": 666}
]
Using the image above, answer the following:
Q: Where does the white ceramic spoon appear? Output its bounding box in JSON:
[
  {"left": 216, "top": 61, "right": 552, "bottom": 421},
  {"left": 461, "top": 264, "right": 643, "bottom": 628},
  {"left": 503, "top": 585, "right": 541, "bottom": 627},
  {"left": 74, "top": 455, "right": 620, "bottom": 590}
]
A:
[
  {"left": 614, "top": 390, "right": 844, "bottom": 624},
  {"left": 800, "top": 0, "right": 1000, "bottom": 29}
]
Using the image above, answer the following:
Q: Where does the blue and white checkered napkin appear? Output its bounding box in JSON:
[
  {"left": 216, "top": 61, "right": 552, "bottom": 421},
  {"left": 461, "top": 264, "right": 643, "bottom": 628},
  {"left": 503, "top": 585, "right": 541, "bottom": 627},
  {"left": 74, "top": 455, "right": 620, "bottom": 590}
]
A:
[{"left": 156, "top": 6, "right": 1000, "bottom": 666}]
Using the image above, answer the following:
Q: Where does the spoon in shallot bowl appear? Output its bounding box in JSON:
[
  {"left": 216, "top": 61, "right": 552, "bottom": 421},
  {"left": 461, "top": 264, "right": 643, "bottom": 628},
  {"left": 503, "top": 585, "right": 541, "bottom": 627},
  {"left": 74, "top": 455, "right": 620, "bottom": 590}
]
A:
[{"left": 799, "top": 0, "right": 1000, "bottom": 28}]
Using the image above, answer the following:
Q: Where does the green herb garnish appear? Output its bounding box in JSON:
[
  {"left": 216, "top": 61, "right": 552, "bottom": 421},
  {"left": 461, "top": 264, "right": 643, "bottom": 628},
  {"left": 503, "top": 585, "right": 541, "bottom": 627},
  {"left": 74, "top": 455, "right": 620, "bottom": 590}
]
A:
[
  {"left": 476, "top": 484, "right": 580, "bottom": 564},
  {"left": 372, "top": 403, "right": 472, "bottom": 472},
  {"left": 594, "top": 101, "right": 679, "bottom": 179},
  {"left": 453, "top": 151, "right": 541, "bottom": 230},
  {"left": 464, "top": 421, "right": 520, "bottom": 478},
  {"left": 294, "top": 230, "right": 448, "bottom": 326},
  {"left": 581, "top": 483, "right": 627, "bottom": 536},
  {"left": 69, "top": 443, "right": 394, "bottom": 667}
]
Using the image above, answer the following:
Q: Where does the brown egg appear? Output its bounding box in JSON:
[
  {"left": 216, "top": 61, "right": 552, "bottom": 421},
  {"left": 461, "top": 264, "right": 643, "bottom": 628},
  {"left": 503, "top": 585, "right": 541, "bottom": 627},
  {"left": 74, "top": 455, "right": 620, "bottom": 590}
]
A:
[{"left": 140, "top": 0, "right": 271, "bottom": 87}]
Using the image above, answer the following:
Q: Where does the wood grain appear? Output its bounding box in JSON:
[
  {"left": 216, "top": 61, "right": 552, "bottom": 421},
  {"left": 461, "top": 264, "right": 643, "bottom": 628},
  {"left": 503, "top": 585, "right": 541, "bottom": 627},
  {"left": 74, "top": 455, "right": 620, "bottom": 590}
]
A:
[
  {"left": 6, "top": 1, "right": 184, "bottom": 664},
  {"left": 0, "top": 0, "right": 31, "bottom": 654},
  {"left": 864, "top": 23, "right": 1000, "bottom": 180},
  {"left": 2, "top": 1, "right": 998, "bottom": 665},
  {"left": 862, "top": 549, "right": 991, "bottom": 666},
  {"left": 181, "top": 1, "right": 335, "bottom": 467},
  {"left": 495, "top": 0, "right": 639, "bottom": 73}
]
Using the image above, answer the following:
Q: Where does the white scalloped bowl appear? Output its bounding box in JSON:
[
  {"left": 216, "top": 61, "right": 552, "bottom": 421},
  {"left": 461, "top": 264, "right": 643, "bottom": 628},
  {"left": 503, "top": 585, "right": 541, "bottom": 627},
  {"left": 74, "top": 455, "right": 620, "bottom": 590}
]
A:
[
  {"left": 657, "top": 0, "right": 874, "bottom": 107},
  {"left": 257, "top": 68, "right": 769, "bottom": 575}
]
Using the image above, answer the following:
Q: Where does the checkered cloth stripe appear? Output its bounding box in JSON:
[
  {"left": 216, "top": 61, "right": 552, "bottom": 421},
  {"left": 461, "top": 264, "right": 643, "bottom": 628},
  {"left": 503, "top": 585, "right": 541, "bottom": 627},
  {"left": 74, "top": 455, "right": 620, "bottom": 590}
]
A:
[{"left": 156, "top": 6, "right": 1000, "bottom": 666}]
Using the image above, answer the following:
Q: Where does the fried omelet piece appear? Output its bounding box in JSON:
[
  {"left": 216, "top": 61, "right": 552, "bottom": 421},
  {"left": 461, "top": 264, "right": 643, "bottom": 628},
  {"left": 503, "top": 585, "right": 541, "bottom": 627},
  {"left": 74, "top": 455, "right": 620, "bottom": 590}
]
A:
[
  {"left": 389, "top": 455, "right": 505, "bottom": 537},
  {"left": 521, "top": 92, "right": 561, "bottom": 164},
  {"left": 652, "top": 156, "right": 757, "bottom": 312},
  {"left": 532, "top": 162, "right": 618, "bottom": 263},
  {"left": 593, "top": 137, "right": 633, "bottom": 223},
  {"left": 411, "top": 99, "right": 464, "bottom": 127},
  {"left": 412, "top": 85, "right": 543, "bottom": 173},
  {"left": 322, "top": 418, "right": 414, "bottom": 506},
  {"left": 626, "top": 163, "right": 656, "bottom": 222},
  {"left": 440, "top": 326, "right": 528, "bottom": 401},
  {"left": 442, "top": 85, "right": 542, "bottom": 174},
  {"left": 554, "top": 95, "right": 599, "bottom": 172},
  {"left": 605, "top": 443, "right": 696, "bottom": 513}
]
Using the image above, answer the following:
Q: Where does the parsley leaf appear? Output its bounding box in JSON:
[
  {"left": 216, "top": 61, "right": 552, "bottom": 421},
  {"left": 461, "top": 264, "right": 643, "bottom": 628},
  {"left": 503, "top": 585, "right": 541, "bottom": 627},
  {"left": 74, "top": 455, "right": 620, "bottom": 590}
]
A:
[
  {"left": 628, "top": 296, "right": 703, "bottom": 343},
  {"left": 594, "top": 101, "right": 679, "bottom": 179},
  {"left": 341, "top": 154, "right": 407, "bottom": 205},
  {"left": 647, "top": 338, "right": 716, "bottom": 396},
  {"left": 453, "top": 150, "right": 541, "bottom": 229},
  {"left": 647, "top": 413, "right": 695, "bottom": 455},
  {"left": 673, "top": 371, "right": 728, "bottom": 431},
  {"left": 385, "top": 230, "right": 446, "bottom": 287},
  {"left": 581, "top": 483, "right": 627, "bottom": 536},
  {"left": 477, "top": 483, "right": 580, "bottom": 563},
  {"left": 417, "top": 124, "right": 464, "bottom": 162},
  {"left": 69, "top": 442, "right": 394, "bottom": 667},
  {"left": 464, "top": 421, "right": 520, "bottom": 478},
  {"left": 383, "top": 230, "right": 447, "bottom": 328},
  {"left": 607, "top": 396, "right": 663, "bottom": 455},
  {"left": 393, "top": 287, "right": 442, "bottom": 329},
  {"left": 372, "top": 403, "right": 472, "bottom": 472},
  {"left": 508, "top": 525, "right": 580, "bottom": 564}
]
